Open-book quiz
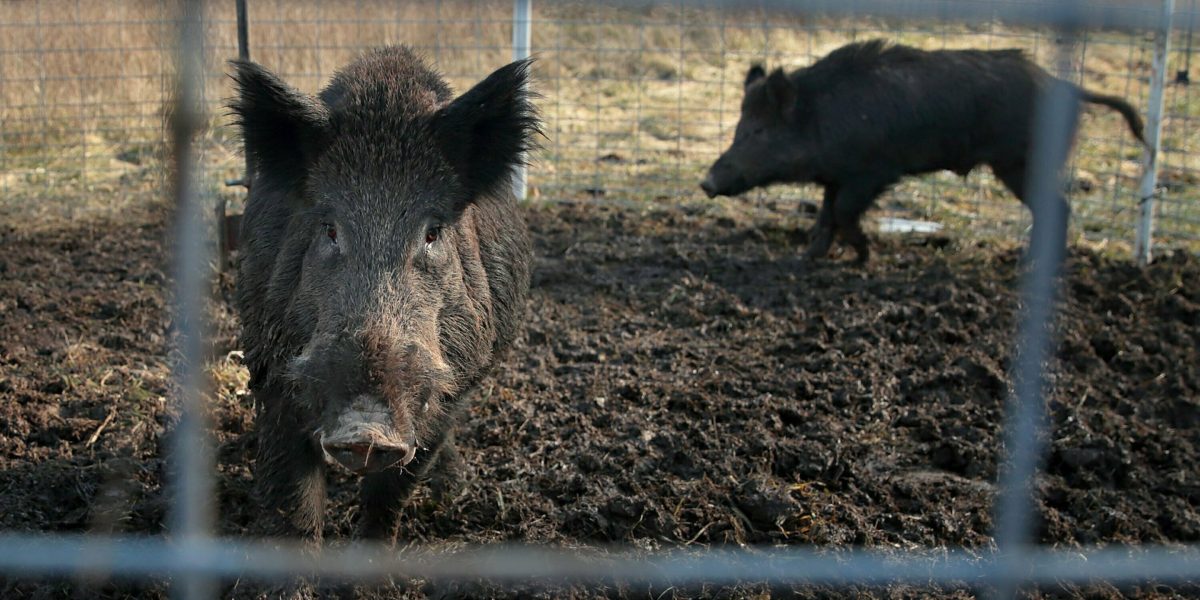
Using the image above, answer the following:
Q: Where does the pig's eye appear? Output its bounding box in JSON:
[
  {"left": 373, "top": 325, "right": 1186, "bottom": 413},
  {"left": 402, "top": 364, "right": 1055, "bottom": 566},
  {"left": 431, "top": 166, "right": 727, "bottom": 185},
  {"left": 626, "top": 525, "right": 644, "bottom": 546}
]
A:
[
  {"left": 425, "top": 226, "right": 441, "bottom": 245},
  {"left": 753, "top": 127, "right": 765, "bottom": 135},
  {"left": 322, "top": 223, "right": 337, "bottom": 244}
]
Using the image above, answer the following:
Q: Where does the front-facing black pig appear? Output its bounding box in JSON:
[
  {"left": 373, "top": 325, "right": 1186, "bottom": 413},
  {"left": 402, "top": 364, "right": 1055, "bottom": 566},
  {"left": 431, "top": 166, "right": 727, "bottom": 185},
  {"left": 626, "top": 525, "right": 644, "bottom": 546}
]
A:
[
  {"left": 231, "top": 46, "right": 536, "bottom": 543},
  {"left": 701, "top": 40, "right": 1147, "bottom": 264}
]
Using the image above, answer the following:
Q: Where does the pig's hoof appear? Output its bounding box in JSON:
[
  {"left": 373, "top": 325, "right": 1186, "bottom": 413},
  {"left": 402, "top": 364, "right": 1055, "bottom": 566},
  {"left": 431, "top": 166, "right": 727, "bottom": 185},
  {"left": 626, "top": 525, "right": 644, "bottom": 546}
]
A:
[
  {"left": 428, "top": 466, "right": 464, "bottom": 503},
  {"left": 802, "top": 246, "right": 830, "bottom": 262},
  {"left": 803, "top": 230, "right": 835, "bottom": 261}
]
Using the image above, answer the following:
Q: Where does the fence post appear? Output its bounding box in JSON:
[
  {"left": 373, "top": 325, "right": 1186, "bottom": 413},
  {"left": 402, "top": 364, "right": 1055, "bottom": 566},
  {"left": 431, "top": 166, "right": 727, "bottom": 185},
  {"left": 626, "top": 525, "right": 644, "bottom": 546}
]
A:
[
  {"left": 218, "top": 0, "right": 251, "bottom": 266},
  {"left": 512, "top": 0, "right": 532, "bottom": 201},
  {"left": 1135, "top": 0, "right": 1174, "bottom": 265},
  {"left": 235, "top": 0, "right": 251, "bottom": 192}
]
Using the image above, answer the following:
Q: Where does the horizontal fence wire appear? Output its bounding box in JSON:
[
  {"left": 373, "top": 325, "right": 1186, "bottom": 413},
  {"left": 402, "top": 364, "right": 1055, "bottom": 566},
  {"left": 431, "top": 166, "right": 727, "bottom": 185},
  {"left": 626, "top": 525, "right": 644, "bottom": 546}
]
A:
[
  {"left": 2, "top": 534, "right": 1200, "bottom": 586},
  {"left": 1, "top": 0, "right": 1199, "bottom": 597}
]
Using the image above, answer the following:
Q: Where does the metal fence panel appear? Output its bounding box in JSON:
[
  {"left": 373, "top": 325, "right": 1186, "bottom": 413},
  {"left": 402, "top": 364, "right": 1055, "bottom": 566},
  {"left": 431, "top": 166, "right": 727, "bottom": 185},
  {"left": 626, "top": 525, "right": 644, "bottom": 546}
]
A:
[{"left": 1, "top": 1, "right": 1199, "bottom": 598}]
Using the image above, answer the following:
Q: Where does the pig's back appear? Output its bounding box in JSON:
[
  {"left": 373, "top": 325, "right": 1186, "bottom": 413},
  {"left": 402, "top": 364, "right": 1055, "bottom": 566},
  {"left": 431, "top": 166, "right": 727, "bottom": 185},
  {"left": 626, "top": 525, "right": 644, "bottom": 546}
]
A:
[{"left": 801, "top": 44, "right": 1041, "bottom": 176}]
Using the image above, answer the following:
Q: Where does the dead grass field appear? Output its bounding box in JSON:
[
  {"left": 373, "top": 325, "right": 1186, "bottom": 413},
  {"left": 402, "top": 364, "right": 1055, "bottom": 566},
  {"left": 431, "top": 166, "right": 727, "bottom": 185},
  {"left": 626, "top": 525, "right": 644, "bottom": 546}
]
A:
[{"left": 1, "top": 0, "right": 1199, "bottom": 250}]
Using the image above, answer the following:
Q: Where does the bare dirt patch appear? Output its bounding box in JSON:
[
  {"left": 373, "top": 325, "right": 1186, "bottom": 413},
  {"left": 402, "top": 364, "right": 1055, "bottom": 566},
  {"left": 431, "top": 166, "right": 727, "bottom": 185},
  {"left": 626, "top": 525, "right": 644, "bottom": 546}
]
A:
[{"left": 1, "top": 199, "right": 1198, "bottom": 598}]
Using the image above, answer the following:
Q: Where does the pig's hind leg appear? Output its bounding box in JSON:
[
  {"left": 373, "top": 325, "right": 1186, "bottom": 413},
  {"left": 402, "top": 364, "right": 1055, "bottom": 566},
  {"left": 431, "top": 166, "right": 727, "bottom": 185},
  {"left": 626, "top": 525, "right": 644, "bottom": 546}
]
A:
[{"left": 992, "top": 162, "right": 1070, "bottom": 264}]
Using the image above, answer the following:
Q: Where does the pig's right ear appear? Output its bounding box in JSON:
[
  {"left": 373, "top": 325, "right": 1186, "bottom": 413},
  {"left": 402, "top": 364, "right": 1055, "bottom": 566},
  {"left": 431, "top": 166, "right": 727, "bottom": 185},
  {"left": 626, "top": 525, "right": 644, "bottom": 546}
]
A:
[
  {"left": 764, "top": 68, "right": 795, "bottom": 113},
  {"left": 434, "top": 58, "right": 541, "bottom": 204},
  {"left": 744, "top": 64, "right": 766, "bottom": 89},
  {"left": 229, "top": 60, "right": 329, "bottom": 190}
]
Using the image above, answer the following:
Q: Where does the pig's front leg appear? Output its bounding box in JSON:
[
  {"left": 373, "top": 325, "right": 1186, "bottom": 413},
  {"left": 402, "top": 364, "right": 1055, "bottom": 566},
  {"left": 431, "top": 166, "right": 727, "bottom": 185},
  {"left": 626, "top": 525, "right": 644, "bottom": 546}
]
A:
[
  {"left": 804, "top": 184, "right": 838, "bottom": 260},
  {"left": 831, "top": 177, "right": 894, "bottom": 265},
  {"left": 254, "top": 391, "right": 327, "bottom": 542},
  {"left": 355, "top": 430, "right": 451, "bottom": 543},
  {"left": 252, "top": 392, "right": 327, "bottom": 599}
]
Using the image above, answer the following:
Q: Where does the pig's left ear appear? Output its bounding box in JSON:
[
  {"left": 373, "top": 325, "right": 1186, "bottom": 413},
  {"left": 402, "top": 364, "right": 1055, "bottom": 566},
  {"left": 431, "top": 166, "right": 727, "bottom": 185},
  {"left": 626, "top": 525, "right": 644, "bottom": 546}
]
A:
[
  {"left": 744, "top": 64, "right": 766, "bottom": 88},
  {"left": 435, "top": 58, "right": 541, "bottom": 202}
]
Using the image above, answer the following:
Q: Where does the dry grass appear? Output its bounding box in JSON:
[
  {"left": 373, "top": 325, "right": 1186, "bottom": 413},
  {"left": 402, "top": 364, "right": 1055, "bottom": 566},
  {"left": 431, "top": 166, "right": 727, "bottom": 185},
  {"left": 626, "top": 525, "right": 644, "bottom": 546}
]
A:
[{"left": 1, "top": 0, "right": 1197, "bottom": 250}]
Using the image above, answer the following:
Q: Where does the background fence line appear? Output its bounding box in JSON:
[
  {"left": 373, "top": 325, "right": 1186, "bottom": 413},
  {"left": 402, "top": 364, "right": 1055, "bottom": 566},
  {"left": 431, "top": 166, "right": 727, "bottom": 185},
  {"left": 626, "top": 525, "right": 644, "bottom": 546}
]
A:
[
  {"left": 4, "top": 1, "right": 1198, "bottom": 251},
  {"left": 649, "top": 0, "right": 1178, "bottom": 31}
]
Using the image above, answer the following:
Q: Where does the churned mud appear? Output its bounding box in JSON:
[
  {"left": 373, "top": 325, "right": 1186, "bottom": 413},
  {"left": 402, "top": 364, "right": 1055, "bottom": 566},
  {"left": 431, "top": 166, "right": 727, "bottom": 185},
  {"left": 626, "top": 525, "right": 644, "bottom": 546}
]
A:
[{"left": 2, "top": 198, "right": 1199, "bottom": 598}]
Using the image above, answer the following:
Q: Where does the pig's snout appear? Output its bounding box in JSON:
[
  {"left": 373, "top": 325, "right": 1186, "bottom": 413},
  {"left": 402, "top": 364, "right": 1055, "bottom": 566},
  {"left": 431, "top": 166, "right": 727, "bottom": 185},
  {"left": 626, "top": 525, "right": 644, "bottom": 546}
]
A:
[
  {"left": 700, "top": 159, "right": 747, "bottom": 198},
  {"left": 319, "top": 395, "right": 417, "bottom": 474},
  {"left": 322, "top": 439, "right": 416, "bottom": 474}
]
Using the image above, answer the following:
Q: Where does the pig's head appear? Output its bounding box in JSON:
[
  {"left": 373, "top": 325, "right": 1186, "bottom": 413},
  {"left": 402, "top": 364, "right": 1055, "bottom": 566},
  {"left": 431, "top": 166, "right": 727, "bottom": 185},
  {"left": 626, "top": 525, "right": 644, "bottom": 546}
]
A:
[
  {"left": 701, "top": 65, "right": 806, "bottom": 198},
  {"left": 232, "top": 49, "right": 538, "bottom": 474}
]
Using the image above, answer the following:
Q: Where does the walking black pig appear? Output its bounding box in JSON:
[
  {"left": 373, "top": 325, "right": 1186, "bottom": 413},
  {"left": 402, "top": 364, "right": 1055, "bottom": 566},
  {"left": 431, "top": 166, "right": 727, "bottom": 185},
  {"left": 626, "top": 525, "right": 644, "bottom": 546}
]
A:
[
  {"left": 700, "top": 40, "right": 1147, "bottom": 264},
  {"left": 231, "top": 46, "right": 536, "bottom": 544}
]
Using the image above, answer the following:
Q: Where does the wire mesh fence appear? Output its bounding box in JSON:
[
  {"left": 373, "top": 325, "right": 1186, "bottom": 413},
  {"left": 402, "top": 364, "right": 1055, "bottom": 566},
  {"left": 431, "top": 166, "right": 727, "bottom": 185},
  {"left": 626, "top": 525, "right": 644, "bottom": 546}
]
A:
[
  {"left": 2, "top": 1, "right": 1199, "bottom": 251},
  {"left": 2, "top": 0, "right": 1200, "bottom": 598}
]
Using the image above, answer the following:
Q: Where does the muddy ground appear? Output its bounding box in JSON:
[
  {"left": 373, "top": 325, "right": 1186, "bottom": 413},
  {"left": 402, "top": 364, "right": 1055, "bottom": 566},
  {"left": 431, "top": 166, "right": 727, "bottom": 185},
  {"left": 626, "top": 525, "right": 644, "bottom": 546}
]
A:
[{"left": 1, "top": 197, "right": 1199, "bottom": 599}]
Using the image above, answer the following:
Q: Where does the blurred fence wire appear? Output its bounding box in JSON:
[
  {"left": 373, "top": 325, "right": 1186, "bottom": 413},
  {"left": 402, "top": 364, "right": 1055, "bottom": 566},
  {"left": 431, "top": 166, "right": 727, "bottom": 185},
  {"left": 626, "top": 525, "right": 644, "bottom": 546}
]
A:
[{"left": 1, "top": 0, "right": 1199, "bottom": 597}]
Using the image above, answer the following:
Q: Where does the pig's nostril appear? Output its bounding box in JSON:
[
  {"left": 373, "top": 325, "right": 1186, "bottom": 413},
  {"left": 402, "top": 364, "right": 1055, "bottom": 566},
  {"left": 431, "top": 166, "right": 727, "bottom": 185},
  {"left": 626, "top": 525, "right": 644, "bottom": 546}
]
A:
[{"left": 343, "top": 443, "right": 373, "bottom": 457}]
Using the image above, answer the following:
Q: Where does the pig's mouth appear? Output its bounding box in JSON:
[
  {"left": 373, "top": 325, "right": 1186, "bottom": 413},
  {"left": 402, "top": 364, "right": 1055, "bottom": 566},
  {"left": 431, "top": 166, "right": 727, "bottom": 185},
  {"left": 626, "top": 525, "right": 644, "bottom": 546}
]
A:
[
  {"left": 320, "top": 432, "right": 417, "bottom": 475},
  {"left": 318, "top": 398, "right": 418, "bottom": 474}
]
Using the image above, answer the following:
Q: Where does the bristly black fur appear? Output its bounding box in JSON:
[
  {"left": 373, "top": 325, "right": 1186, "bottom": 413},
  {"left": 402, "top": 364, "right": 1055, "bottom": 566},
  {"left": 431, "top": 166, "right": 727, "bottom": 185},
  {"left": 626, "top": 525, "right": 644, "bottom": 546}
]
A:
[{"left": 434, "top": 57, "right": 543, "bottom": 204}]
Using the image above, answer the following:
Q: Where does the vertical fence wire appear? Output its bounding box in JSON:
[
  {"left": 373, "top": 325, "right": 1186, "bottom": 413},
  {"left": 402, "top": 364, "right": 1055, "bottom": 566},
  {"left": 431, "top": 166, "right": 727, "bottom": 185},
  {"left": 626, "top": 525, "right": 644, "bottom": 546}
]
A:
[
  {"left": 73, "top": 0, "right": 85, "bottom": 202},
  {"left": 168, "top": 0, "right": 214, "bottom": 598},
  {"left": 0, "top": 6, "right": 6, "bottom": 206},
  {"left": 1159, "top": 4, "right": 1200, "bottom": 245},
  {"left": 991, "top": 24, "right": 1081, "bottom": 600},
  {"left": 1109, "top": 35, "right": 1141, "bottom": 222},
  {"left": 632, "top": 11, "right": 647, "bottom": 200}
]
